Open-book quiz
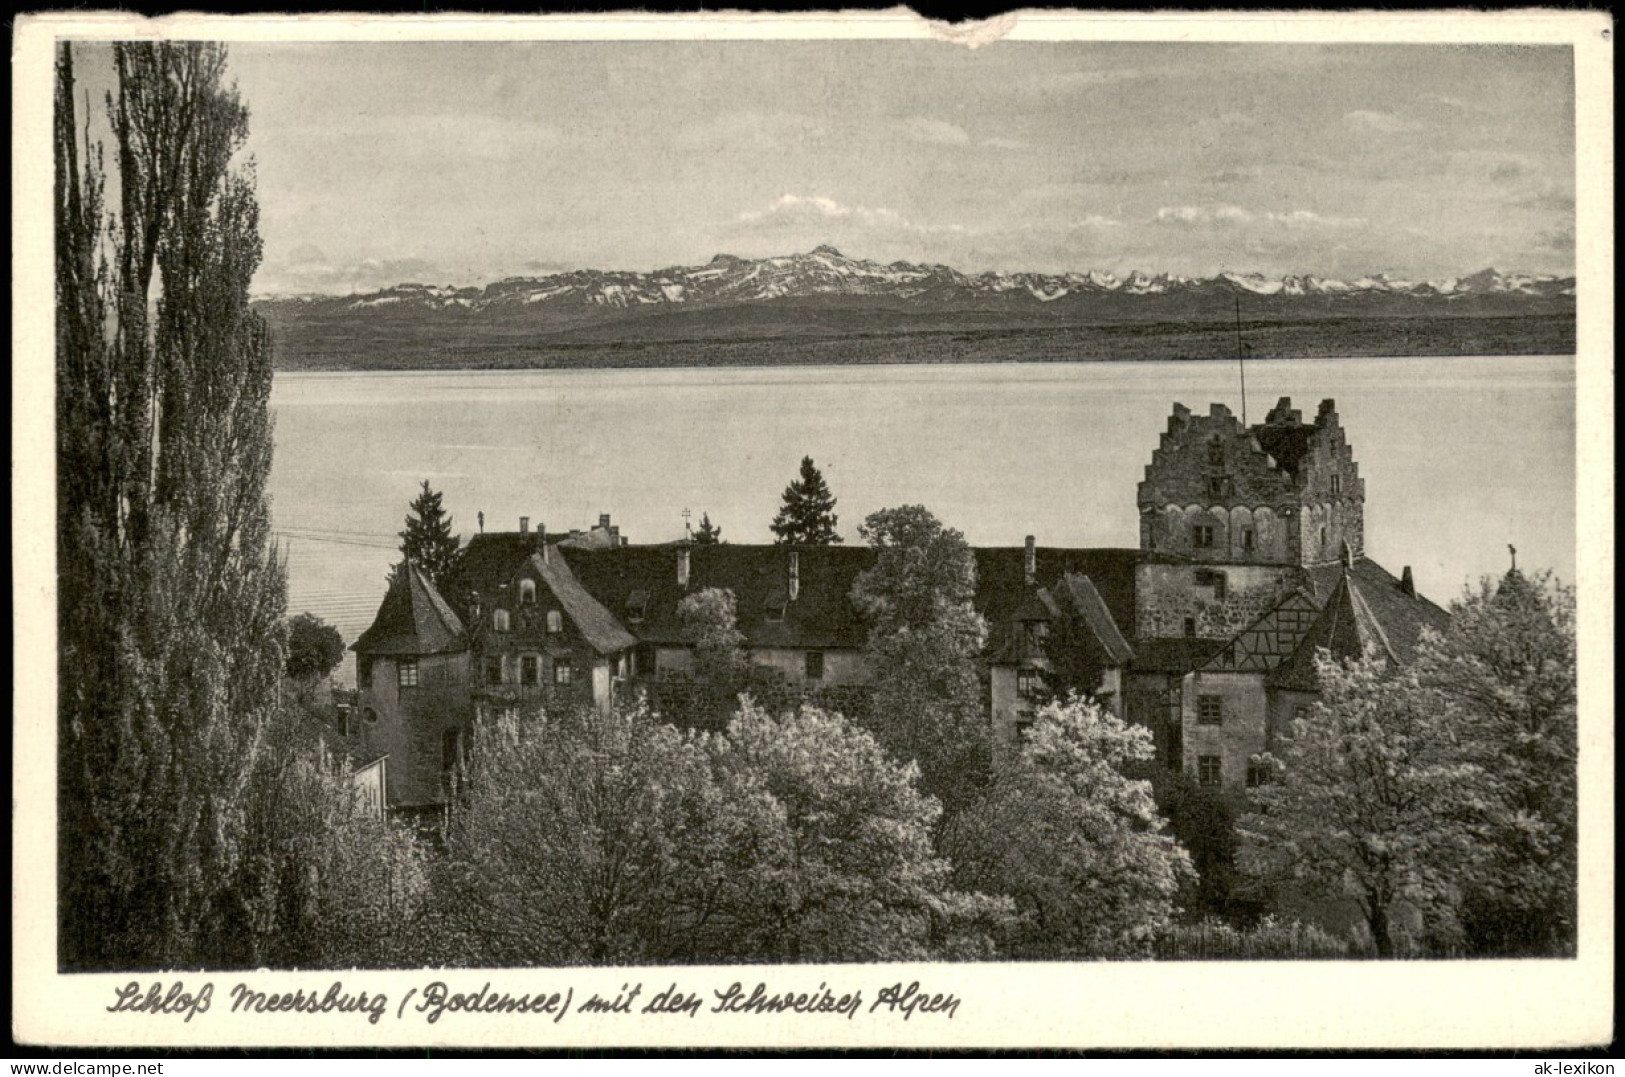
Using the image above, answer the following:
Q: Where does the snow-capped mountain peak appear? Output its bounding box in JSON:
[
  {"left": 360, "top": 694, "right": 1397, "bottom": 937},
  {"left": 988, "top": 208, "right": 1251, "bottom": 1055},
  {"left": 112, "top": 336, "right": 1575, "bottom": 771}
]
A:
[{"left": 255, "top": 249, "right": 1576, "bottom": 313}]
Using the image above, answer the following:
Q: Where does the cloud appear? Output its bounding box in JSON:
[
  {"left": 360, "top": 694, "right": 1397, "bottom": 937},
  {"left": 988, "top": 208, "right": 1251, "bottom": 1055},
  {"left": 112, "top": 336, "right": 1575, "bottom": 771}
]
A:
[
  {"left": 733, "top": 194, "right": 966, "bottom": 238},
  {"left": 1344, "top": 109, "right": 1423, "bottom": 135},
  {"left": 1509, "top": 185, "right": 1576, "bottom": 213},
  {"left": 1016, "top": 182, "right": 1107, "bottom": 203},
  {"left": 1539, "top": 226, "right": 1575, "bottom": 255},
  {"left": 522, "top": 258, "right": 576, "bottom": 274},
  {"left": 903, "top": 117, "right": 972, "bottom": 146},
  {"left": 1049, "top": 68, "right": 1150, "bottom": 90},
  {"left": 1490, "top": 160, "right": 1529, "bottom": 183},
  {"left": 1152, "top": 205, "right": 1364, "bottom": 229},
  {"left": 1204, "top": 168, "right": 1257, "bottom": 186},
  {"left": 672, "top": 110, "right": 828, "bottom": 151},
  {"left": 257, "top": 253, "right": 448, "bottom": 295}
]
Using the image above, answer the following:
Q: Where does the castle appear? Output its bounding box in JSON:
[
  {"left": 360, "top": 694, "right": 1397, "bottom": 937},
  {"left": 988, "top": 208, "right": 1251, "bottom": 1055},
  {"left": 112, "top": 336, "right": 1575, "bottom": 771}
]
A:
[{"left": 352, "top": 396, "right": 1448, "bottom": 814}]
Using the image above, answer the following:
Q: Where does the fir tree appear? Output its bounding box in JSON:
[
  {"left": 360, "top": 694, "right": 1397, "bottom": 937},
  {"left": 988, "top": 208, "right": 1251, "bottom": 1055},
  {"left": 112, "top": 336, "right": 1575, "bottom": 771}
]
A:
[
  {"left": 56, "top": 42, "right": 289, "bottom": 968},
  {"left": 770, "top": 456, "right": 842, "bottom": 545},
  {"left": 693, "top": 512, "right": 722, "bottom": 545},
  {"left": 397, "top": 480, "right": 460, "bottom": 588}
]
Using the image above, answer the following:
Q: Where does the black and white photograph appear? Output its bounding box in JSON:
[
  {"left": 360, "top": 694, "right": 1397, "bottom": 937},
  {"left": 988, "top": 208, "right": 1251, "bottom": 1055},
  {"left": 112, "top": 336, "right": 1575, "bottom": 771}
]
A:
[{"left": 12, "top": 11, "right": 1613, "bottom": 1050}]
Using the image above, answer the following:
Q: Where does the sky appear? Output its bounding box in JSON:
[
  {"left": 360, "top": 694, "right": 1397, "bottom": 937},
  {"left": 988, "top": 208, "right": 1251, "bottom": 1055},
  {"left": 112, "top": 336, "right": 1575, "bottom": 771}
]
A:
[{"left": 196, "top": 40, "right": 1577, "bottom": 294}]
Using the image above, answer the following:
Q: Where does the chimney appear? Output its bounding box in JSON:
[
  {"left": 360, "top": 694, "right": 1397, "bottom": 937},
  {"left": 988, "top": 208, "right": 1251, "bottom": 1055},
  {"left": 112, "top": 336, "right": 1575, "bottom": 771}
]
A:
[
  {"left": 519, "top": 516, "right": 530, "bottom": 535},
  {"left": 677, "top": 547, "right": 690, "bottom": 589},
  {"left": 788, "top": 551, "right": 800, "bottom": 602},
  {"left": 610, "top": 525, "right": 621, "bottom": 546},
  {"left": 1024, "top": 535, "right": 1036, "bottom": 586},
  {"left": 599, "top": 513, "right": 611, "bottom": 531},
  {"left": 478, "top": 510, "right": 485, "bottom": 534},
  {"left": 538, "top": 521, "right": 548, "bottom": 561},
  {"left": 1400, "top": 565, "right": 1416, "bottom": 598}
]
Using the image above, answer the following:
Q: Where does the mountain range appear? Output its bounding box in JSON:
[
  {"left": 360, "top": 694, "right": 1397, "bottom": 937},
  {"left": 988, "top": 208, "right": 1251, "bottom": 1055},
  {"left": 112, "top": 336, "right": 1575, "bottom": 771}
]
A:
[
  {"left": 260, "top": 245, "right": 1575, "bottom": 311},
  {"left": 254, "top": 246, "right": 1576, "bottom": 370}
]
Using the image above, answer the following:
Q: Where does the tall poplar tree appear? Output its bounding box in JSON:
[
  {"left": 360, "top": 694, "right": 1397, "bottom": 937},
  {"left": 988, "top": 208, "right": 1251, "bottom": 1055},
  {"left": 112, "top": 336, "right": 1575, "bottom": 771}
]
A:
[
  {"left": 56, "top": 42, "right": 288, "bottom": 969},
  {"left": 850, "top": 505, "right": 990, "bottom": 812},
  {"left": 770, "top": 456, "right": 842, "bottom": 545}
]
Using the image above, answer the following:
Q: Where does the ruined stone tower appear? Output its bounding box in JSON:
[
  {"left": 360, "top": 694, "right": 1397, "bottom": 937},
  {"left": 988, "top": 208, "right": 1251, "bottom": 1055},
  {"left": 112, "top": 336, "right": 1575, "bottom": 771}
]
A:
[{"left": 1137, "top": 397, "right": 1364, "bottom": 569}]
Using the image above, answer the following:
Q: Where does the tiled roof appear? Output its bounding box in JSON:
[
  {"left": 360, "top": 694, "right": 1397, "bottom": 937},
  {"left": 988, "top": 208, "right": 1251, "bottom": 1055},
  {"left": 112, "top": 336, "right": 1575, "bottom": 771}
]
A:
[
  {"left": 529, "top": 551, "right": 638, "bottom": 656},
  {"left": 1305, "top": 557, "right": 1450, "bottom": 664},
  {"left": 561, "top": 544, "right": 877, "bottom": 649},
  {"left": 976, "top": 548, "right": 1142, "bottom": 668},
  {"left": 442, "top": 531, "right": 560, "bottom": 612},
  {"left": 972, "top": 547, "right": 1143, "bottom": 638},
  {"left": 352, "top": 562, "right": 466, "bottom": 656},
  {"left": 1056, "top": 572, "right": 1135, "bottom": 666}
]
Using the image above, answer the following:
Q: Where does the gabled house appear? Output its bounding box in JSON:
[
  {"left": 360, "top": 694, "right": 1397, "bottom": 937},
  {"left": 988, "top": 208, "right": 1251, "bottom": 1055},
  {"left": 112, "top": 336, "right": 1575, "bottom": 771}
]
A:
[{"left": 350, "top": 561, "right": 472, "bottom": 812}]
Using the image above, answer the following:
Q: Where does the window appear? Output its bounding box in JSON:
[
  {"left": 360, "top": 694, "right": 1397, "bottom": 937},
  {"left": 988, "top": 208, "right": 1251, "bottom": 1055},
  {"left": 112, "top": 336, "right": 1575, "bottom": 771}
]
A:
[
  {"left": 1197, "top": 755, "right": 1223, "bottom": 787},
  {"left": 1294, "top": 704, "right": 1310, "bottom": 723},
  {"left": 520, "top": 654, "right": 539, "bottom": 686},
  {"left": 1241, "top": 528, "right": 1256, "bottom": 552},
  {"left": 546, "top": 610, "right": 563, "bottom": 634},
  {"left": 442, "top": 729, "right": 463, "bottom": 773},
  {"left": 1331, "top": 475, "right": 1342, "bottom": 496},
  {"left": 398, "top": 658, "right": 419, "bottom": 688},
  {"left": 1017, "top": 668, "right": 1044, "bottom": 700},
  {"left": 1016, "top": 719, "right": 1035, "bottom": 743},
  {"left": 635, "top": 643, "right": 658, "bottom": 677},
  {"left": 493, "top": 608, "right": 510, "bottom": 632},
  {"left": 1207, "top": 475, "right": 1229, "bottom": 499},
  {"left": 361, "top": 707, "right": 378, "bottom": 726},
  {"left": 486, "top": 657, "right": 504, "bottom": 686},
  {"left": 626, "top": 589, "right": 648, "bottom": 623},
  {"left": 1184, "top": 617, "right": 1197, "bottom": 638},
  {"left": 805, "top": 650, "right": 825, "bottom": 680},
  {"left": 1207, "top": 439, "right": 1225, "bottom": 466},
  {"left": 1320, "top": 527, "right": 1328, "bottom": 548},
  {"left": 554, "top": 662, "right": 573, "bottom": 686},
  {"left": 356, "top": 656, "right": 373, "bottom": 688},
  {"left": 1246, "top": 760, "right": 1272, "bottom": 788},
  {"left": 519, "top": 579, "right": 536, "bottom": 606},
  {"left": 1193, "top": 523, "right": 1215, "bottom": 548},
  {"left": 1196, "top": 568, "right": 1227, "bottom": 599},
  {"left": 1197, "top": 695, "right": 1223, "bottom": 725}
]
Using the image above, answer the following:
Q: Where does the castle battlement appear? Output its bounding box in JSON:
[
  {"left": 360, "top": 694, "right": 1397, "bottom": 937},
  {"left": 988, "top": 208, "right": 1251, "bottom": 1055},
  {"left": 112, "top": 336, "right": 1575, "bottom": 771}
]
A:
[{"left": 1138, "top": 396, "right": 1363, "bottom": 567}]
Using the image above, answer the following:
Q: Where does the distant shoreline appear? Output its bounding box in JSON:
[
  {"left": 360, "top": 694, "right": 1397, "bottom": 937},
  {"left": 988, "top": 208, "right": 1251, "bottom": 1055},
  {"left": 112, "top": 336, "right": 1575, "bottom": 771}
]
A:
[{"left": 266, "top": 313, "right": 1576, "bottom": 373}]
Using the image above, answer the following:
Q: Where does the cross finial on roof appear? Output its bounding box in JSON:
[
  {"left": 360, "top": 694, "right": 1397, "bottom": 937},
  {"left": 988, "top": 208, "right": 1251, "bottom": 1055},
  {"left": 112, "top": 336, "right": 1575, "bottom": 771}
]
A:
[{"left": 681, "top": 507, "right": 692, "bottom": 537}]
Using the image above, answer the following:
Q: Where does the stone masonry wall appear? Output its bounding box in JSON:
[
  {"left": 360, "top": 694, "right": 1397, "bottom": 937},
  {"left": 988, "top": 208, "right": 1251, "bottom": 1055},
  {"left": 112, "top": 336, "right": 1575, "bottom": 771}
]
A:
[
  {"left": 1139, "top": 398, "right": 1366, "bottom": 568},
  {"left": 1135, "top": 562, "right": 1305, "bottom": 640}
]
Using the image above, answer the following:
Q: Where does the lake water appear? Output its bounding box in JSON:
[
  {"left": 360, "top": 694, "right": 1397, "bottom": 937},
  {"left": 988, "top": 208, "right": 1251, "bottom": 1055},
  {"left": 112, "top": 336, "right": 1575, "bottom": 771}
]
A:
[{"left": 269, "top": 356, "right": 1577, "bottom": 676}]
